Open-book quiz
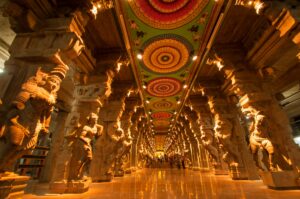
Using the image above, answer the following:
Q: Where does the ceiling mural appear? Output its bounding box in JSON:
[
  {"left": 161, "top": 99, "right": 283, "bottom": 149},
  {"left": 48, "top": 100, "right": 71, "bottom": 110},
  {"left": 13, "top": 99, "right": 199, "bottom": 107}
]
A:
[{"left": 117, "top": 0, "right": 219, "bottom": 151}]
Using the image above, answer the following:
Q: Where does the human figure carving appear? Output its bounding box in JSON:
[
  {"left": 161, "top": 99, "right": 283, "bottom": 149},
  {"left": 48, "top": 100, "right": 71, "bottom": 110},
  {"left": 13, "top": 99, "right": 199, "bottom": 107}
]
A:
[
  {"left": 0, "top": 66, "right": 67, "bottom": 175},
  {"left": 249, "top": 112, "right": 276, "bottom": 171},
  {"left": 214, "top": 115, "right": 240, "bottom": 166},
  {"left": 65, "top": 113, "right": 103, "bottom": 180},
  {"left": 200, "top": 128, "right": 219, "bottom": 164}
]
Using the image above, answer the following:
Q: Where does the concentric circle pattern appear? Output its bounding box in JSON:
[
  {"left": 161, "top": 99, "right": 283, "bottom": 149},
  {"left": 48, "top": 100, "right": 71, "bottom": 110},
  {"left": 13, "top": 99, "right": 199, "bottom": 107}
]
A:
[
  {"left": 153, "top": 120, "right": 170, "bottom": 127},
  {"left": 152, "top": 100, "right": 174, "bottom": 110},
  {"left": 142, "top": 38, "right": 189, "bottom": 74},
  {"left": 147, "top": 77, "right": 182, "bottom": 97},
  {"left": 129, "top": 0, "right": 209, "bottom": 29},
  {"left": 151, "top": 112, "right": 173, "bottom": 119}
]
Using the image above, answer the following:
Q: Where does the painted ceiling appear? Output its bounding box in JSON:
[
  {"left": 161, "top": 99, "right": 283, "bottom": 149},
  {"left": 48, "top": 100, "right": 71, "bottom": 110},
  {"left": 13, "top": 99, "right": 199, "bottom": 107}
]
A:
[{"left": 118, "top": 0, "right": 220, "bottom": 151}]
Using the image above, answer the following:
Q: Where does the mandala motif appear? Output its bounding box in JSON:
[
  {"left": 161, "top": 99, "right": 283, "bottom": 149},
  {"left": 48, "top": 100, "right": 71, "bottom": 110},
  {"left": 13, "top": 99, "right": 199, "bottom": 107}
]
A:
[
  {"left": 153, "top": 120, "right": 171, "bottom": 127},
  {"left": 129, "top": 0, "right": 209, "bottom": 29},
  {"left": 152, "top": 100, "right": 174, "bottom": 110},
  {"left": 142, "top": 37, "right": 190, "bottom": 74},
  {"left": 151, "top": 112, "right": 173, "bottom": 119},
  {"left": 147, "top": 77, "right": 182, "bottom": 97}
]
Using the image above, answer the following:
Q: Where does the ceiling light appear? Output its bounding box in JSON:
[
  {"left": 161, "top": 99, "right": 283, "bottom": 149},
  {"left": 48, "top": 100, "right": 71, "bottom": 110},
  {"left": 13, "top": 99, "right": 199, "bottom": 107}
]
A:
[
  {"left": 192, "top": 55, "right": 198, "bottom": 61},
  {"left": 183, "top": 84, "right": 188, "bottom": 89},
  {"left": 146, "top": 100, "right": 150, "bottom": 104},
  {"left": 137, "top": 53, "right": 143, "bottom": 60},
  {"left": 142, "top": 85, "right": 147, "bottom": 89},
  {"left": 177, "top": 101, "right": 181, "bottom": 104}
]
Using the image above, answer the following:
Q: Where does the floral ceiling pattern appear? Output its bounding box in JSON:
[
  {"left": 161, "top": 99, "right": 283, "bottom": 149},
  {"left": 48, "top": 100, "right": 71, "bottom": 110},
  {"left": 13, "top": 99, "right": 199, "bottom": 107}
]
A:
[{"left": 118, "top": 0, "right": 219, "bottom": 150}]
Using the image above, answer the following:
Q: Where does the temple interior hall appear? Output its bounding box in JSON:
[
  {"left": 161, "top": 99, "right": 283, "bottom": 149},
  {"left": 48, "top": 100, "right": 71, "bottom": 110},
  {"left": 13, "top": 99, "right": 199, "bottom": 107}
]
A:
[{"left": 0, "top": 0, "right": 300, "bottom": 198}]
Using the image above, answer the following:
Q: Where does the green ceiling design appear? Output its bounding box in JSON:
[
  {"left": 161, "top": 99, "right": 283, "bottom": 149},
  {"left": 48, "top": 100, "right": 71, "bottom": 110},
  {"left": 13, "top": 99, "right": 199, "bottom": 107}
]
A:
[{"left": 118, "top": 0, "right": 218, "bottom": 139}]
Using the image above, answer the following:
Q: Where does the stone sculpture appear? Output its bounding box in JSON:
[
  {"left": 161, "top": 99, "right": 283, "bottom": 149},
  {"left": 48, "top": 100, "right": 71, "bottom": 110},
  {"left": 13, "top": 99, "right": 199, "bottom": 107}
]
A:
[
  {"left": 214, "top": 115, "right": 240, "bottom": 166},
  {"left": 0, "top": 65, "right": 67, "bottom": 175},
  {"left": 200, "top": 127, "right": 220, "bottom": 164},
  {"left": 65, "top": 113, "right": 103, "bottom": 181}
]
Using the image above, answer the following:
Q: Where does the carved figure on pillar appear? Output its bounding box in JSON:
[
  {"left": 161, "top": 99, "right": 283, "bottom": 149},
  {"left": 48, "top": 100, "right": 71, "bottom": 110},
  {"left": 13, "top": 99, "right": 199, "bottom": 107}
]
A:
[
  {"left": 0, "top": 65, "right": 68, "bottom": 175},
  {"left": 66, "top": 113, "right": 103, "bottom": 181},
  {"left": 214, "top": 115, "right": 240, "bottom": 166},
  {"left": 200, "top": 127, "right": 220, "bottom": 165}
]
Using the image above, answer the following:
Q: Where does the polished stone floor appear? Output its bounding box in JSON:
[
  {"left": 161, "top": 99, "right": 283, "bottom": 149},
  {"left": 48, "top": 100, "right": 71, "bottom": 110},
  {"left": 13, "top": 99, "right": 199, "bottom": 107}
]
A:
[{"left": 24, "top": 169, "right": 300, "bottom": 199}]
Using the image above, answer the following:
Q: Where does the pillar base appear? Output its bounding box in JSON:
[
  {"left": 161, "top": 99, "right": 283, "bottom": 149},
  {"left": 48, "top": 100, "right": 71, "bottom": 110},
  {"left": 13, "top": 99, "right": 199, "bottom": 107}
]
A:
[
  {"left": 229, "top": 166, "right": 248, "bottom": 180},
  {"left": 125, "top": 169, "right": 132, "bottom": 174},
  {"left": 192, "top": 167, "right": 201, "bottom": 171},
  {"left": 130, "top": 167, "right": 137, "bottom": 172},
  {"left": 94, "top": 173, "right": 114, "bottom": 182},
  {"left": 114, "top": 170, "right": 125, "bottom": 177},
  {"left": 49, "top": 179, "right": 91, "bottom": 194},
  {"left": 0, "top": 175, "right": 30, "bottom": 199},
  {"left": 214, "top": 169, "right": 228, "bottom": 175},
  {"left": 259, "top": 171, "right": 300, "bottom": 189}
]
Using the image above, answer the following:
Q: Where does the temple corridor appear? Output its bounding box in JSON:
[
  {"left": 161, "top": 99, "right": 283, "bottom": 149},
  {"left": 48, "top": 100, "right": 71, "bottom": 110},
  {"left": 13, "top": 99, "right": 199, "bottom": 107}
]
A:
[
  {"left": 24, "top": 169, "right": 300, "bottom": 199},
  {"left": 0, "top": 0, "right": 300, "bottom": 198}
]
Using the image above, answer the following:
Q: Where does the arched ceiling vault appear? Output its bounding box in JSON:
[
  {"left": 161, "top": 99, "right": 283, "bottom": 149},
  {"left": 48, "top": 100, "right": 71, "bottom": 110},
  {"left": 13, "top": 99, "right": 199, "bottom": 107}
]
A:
[{"left": 114, "top": 0, "right": 227, "bottom": 151}]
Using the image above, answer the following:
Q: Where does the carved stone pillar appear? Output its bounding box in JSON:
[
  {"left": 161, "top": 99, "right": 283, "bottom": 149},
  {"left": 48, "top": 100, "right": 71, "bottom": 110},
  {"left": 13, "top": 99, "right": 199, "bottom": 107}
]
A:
[
  {"left": 199, "top": 85, "right": 259, "bottom": 180},
  {"left": 189, "top": 96, "right": 228, "bottom": 175},
  {"left": 228, "top": 69, "right": 300, "bottom": 188},
  {"left": 0, "top": 9, "right": 88, "bottom": 199},
  {"left": 183, "top": 108, "right": 203, "bottom": 171},
  {"left": 40, "top": 110, "right": 69, "bottom": 182},
  {"left": 114, "top": 97, "right": 140, "bottom": 177},
  {"left": 49, "top": 71, "right": 114, "bottom": 193},
  {"left": 129, "top": 108, "right": 144, "bottom": 171},
  {"left": 90, "top": 82, "right": 132, "bottom": 182}
]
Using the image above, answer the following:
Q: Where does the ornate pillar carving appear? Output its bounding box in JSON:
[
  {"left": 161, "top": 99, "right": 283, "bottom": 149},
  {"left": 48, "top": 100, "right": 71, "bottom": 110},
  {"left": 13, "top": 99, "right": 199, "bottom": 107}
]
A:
[
  {"left": 130, "top": 108, "right": 144, "bottom": 171},
  {"left": 114, "top": 97, "right": 140, "bottom": 176},
  {"left": 90, "top": 81, "right": 133, "bottom": 182},
  {"left": 189, "top": 96, "right": 228, "bottom": 175},
  {"left": 211, "top": 45, "right": 300, "bottom": 187},
  {"left": 198, "top": 85, "right": 259, "bottom": 180},
  {"left": 183, "top": 107, "right": 204, "bottom": 171},
  {"left": 49, "top": 70, "right": 114, "bottom": 193},
  {"left": 229, "top": 68, "right": 300, "bottom": 188}
]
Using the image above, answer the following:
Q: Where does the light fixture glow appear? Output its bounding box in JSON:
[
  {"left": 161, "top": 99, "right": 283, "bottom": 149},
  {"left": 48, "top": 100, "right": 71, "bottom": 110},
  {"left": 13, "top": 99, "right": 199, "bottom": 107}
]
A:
[
  {"left": 142, "top": 85, "right": 147, "bottom": 89},
  {"left": 91, "top": 5, "right": 98, "bottom": 16},
  {"left": 183, "top": 84, "right": 188, "bottom": 89},
  {"left": 146, "top": 100, "right": 150, "bottom": 104},
  {"left": 177, "top": 101, "right": 181, "bottom": 104},
  {"left": 137, "top": 53, "right": 143, "bottom": 60},
  {"left": 116, "top": 62, "right": 122, "bottom": 72},
  {"left": 192, "top": 55, "right": 198, "bottom": 61}
]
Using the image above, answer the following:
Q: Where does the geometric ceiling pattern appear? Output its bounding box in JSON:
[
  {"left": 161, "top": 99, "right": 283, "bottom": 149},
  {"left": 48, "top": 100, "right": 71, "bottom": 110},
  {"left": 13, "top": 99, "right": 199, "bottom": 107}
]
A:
[{"left": 118, "top": 0, "right": 219, "bottom": 151}]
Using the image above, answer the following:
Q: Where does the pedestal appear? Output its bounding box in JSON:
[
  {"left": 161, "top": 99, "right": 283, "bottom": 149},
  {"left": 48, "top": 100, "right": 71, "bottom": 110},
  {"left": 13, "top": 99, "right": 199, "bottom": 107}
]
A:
[
  {"left": 50, "top": 179, "right": 91, "bottom": 194},
  {"left": 0, "top": 175, "right": 30, "bottom": 199},
  {"left": 229, "top": 166, "right": 248, "bottom": 180},
  {"left": 259, "top": 171, "right": 300, "bottom": 189},
  {"left": 192, "top": 167, "right": 201, "bottom": 171},
  {"left": 114, "top": 170, "right": 124, "bottom": 177},
  {"left": 125, "top": 168, "right": 132, "bottom": 174},
  {"left": 213, "top": 164, "right": 228, "bottom": 175},
  {"left": 95, "top": 173, "right": 113, "bottom": 182}
]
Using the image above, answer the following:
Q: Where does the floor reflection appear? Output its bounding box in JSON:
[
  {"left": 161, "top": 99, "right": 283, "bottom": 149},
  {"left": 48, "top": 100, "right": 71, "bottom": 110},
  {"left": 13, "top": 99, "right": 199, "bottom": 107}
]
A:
[{"left": 24, "top": 169, "right": 300, "bottom": 199}]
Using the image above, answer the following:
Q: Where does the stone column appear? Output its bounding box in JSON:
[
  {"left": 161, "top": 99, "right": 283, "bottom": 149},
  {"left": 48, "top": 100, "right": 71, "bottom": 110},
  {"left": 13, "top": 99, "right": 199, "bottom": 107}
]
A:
[
  {"left": 189, "top": 96, "right": 228, "bottom": 175},
  {"left": 49, "top": 70, "right": 114, "bottom": 193},
  {"left": 40, "top": 110, "right": 69, "bottom": 182},
  {"left": 228, "top": 68, "right": 300, "bottom": 188},
  {"left": 198, "top": 85, "right": 259, "bottom": 180},
  {"left": 0, "top": 8, "right": 87, "bottom": 198},
  {"left": 90, "top": 82, "right": 132, "bottom": 182},
  {"left": 130, "top": 108, "right": 144, "bottom": 171},
  {"left": 182, "top": 108, "right": 202, "bottom": 171},
  {"left": 114, "top": 97, "right": 140, "bottom": 176}
]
